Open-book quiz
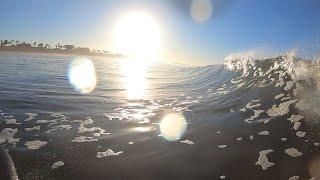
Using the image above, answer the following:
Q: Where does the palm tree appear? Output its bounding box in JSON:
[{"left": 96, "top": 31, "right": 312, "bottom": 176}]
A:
[
  {"left": 56, "top": 43, "right": 62, "bottom": 49},
  {"left": 33, "top": 42, "right": 37, "bottom": 47},
  {"left": 3, "top": 40, "right": 9, "bottom": 46}
]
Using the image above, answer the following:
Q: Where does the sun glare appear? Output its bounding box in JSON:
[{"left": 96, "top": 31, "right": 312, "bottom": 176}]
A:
[
  {"left": 113, "top": 12, "right": 161, "bottom": 60},
  {"left": 114, "top": 12, "right": 161, "bottom": 100}
]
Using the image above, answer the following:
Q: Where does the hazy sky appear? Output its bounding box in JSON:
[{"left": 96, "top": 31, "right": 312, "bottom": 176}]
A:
[{"left": 1, "top": 0, "right": 320, "bottom": 65}]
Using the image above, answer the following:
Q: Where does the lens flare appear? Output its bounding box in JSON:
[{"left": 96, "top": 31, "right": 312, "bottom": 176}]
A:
[
  {"left": 68, "top": 58, "right": 97, "bottom": 94},
  {"left": 160, "top": 113, "right": 187, "bottom": 141},
  {"left": 308, "top": 155, "right": 320, "bottom": 178},
  {"left": 191, "top": 0, "right": 212, "bottom": 22}
]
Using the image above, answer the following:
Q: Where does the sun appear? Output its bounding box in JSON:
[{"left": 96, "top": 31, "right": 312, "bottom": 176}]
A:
[{"left": 113, "top": 12, "right": 161, "bottom": 60}]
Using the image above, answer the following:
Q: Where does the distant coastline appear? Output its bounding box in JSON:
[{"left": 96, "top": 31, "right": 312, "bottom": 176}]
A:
[{"left": 0, "top": 39, "right": 125, "bottom": 58}]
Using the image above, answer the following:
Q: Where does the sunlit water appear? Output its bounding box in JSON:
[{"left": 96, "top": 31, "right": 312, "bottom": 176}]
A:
[{"left": 1, "top": 52, "right": 320, "bottom": 179}]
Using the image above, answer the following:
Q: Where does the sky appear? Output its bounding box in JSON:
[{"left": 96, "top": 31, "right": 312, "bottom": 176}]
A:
[{"left": 1, "top": 0, "right": 320, "bottom": 65}]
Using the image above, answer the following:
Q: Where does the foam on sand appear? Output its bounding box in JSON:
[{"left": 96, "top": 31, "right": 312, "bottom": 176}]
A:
[
  {"left": 287, "top": 115, "right": 304, "bottom": 123},
  {"left": 96, "top": 149, "right": 123, "bottom": 158},
  {"left": 24, "top": 140, "right": 48, "bottom": 150},
  {"left": 281, "top": 96, "right": 292, "bottom": 102},
  {"left": 180, "top": 139, "right": 194, "bottom": 145},
  {"left": 236, "top": 137, "right": 243, "bottom": 141},
  {"left": 293, "top": 122, "right": 301, "bottom": 130},
  {"left": 218, "top": 145, "right": 227, "bottom": 148},
  {"left": 255, "top": 149, "right": 275, "bottom": 170},
  {"left": 288, "top": 176, "right": 299, "bottom": 180},
  {"left": 296, "top": 131, "right": 306, "bottom": 138},
  {"left": 267, "top": 100, "right": 298, "bottom": 117},
  {"left": 258, "top": 131, "right": 270, "bottom": 136},
  {"left": 285, "top": 148, "right": 303, "bottom": 157},
  {"left": 51, "top": 161, "right": 64, "bottom": 169},
  {"left": 274, "top": 93, "right": 285, "bottom": 99}
]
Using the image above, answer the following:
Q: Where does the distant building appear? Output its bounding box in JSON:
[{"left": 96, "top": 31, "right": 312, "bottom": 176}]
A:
[
  {"left": 16, "top": 43, "right": 32, "bottom": 48},
  {"left": 77, "top": 47, "right": 91, "bottom": 54},
  {"left": 64, "top": 45, "right": 75, "bottom": 51}
]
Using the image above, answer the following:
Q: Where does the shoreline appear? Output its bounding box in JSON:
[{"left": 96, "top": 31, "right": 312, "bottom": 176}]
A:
[{"left": 0, "top": 47, "right": 124, "bottom": 59}]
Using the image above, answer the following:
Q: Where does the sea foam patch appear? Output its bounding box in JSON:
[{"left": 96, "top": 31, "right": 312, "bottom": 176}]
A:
[
  {"left": 258, "top": 131, "right": 270, "bottom": 136},
  {"left": 96, "top": 149, "right": 123, "bottom": 158},
  {"left": 24, "top": 113, "right": 38, "bottom": 122},
  {"left": 24, "top": 140, "right": 48, "bottom": 150},
  {"left": 74, "top": 118, "right": 109, "bottom": 137},
  {"left": 285, "top": 148, "right": 303, "bottom": 157},
  {"left": 180, "top": 139, "right": 194, "bottom": 145},
  {"left": 0, "top": 128, "right": 20, "bottom": 145},
  {"left": 72, "top": 136, "right": 97, "bottom": 142},
  {"left": 274, "top": 93, "right": 285, "bottom": 99},
  {"left": 255, "top": 149, "right": 275, "bottom": 170},
  {"left": 218, "top": 145, "right": 227, "bottom": 148},
  {"left": 296, "top": 131, "right": 306, "bottom": 138},
  {"left": 25, "top": 126, "right": 41, "bottom": 132},
  {"left": 245, "top": 100, "right": 261, "bottom": 109},
  {"left": 293, "top": 122, "right": 301, "bottom": 130},
  {"left": 6, "top": 119, "right": 21, "bottom": 125},
  {"left": 288, "top": 115, "right": 304, "bottom": 123},
  {"left": 244, "top": 110, "right": 264, "bottom": 124},
  {"left": 51, "top": 161, "right": 64, "bottom": 169},
  {"left": 46, "top": 125, "right": 72, "bottom": 134},
  {"left": 267, "top": 100, "right": 298, "bottom": 117},
  {"left": 288, "top": 176, "right": 300, "bottom": 180}
]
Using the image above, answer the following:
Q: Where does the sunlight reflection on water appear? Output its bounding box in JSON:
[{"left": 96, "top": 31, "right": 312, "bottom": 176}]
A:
[
  {"left": 132, "top": 126, "right": 154, "bottom": 132},
  {"left": 120, "top": 58, "right": 149, "bottom": 100}
]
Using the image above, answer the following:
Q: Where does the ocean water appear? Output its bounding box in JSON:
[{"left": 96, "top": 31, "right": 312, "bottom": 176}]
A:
[{"left": 1, "top": 52, "right": 320, "bottom": 179}]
